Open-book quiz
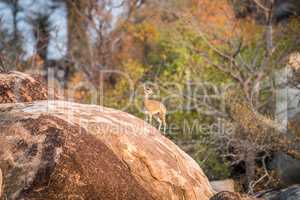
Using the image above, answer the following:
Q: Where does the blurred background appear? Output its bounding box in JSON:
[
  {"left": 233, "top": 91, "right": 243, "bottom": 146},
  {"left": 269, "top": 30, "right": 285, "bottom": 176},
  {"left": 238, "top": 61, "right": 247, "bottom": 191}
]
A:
[{"left": 1, "top": 0, "right": 300, "bottom": 194}]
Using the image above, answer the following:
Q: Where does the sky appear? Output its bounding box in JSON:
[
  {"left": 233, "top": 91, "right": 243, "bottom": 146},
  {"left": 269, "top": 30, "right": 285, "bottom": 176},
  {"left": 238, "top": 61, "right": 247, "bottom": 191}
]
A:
[
  {"left": 89, "top": 0, "right": 126, "bottom": 43},
  {"left": 0, "top": 0, "right": 125, "bottom": 60},
  {"left": 0, "top": 1, "right": 14, "bottom": 37}
]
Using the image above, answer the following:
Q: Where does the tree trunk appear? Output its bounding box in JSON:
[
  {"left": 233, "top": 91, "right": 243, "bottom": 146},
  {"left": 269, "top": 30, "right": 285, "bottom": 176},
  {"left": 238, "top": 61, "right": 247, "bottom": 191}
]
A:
[
  {"left": 266, "top": 23, "right": 273, "bottom": 54},
  {"left": 245, "top": 146, "right": 256, "bottom": 191}
]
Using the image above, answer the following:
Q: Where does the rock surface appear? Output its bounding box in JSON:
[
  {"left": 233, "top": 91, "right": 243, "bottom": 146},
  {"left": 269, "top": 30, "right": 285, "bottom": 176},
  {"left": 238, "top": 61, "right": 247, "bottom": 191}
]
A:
[
  {"left": 0, "top": 71, "right": 59, "bottom": 103},
  {"left": 210, "top": 179, "right": 235, "bottom": 193},
  {"left": 210, "top": 191, "right": 242, "bottom": 200},
  {"left": 0, "top": 72, "right": 214, "bottom": 200},
  {"left": 209, "top": 191, "right": 257, "bottom": 200},
  {"left": 258, "top": 185, "right": 300, "bottom": 200},
  {"left": 269, "top": 152, "right": 300, "bottom": 186}
]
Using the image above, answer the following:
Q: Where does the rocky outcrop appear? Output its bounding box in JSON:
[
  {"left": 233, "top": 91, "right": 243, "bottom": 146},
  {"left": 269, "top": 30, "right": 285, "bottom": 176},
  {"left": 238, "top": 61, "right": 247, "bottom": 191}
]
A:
[{"left": 0, "top": 72, "right": 214, "bottom": 200}]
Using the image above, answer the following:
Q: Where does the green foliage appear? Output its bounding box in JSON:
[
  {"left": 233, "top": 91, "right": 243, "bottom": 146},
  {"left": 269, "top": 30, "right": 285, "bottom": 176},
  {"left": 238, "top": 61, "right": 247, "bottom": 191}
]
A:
[
  {"left": 195, "top": 143, "right": 231, "bottom": 180},
  {"left": 104, "top": 59, "right": 145, "bottom": 112},
  {"left": 146, "top": 28, "right": 194, "bottom": 81}
]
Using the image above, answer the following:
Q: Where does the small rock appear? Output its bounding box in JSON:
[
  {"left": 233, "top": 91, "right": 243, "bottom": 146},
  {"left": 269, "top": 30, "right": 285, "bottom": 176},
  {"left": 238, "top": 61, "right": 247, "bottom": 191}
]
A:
[
  {"left": 210, "top": 191, "right": 242, "bottom": 200},
  {"left": 210, "top": 191, "right": 258, "bottom": 200},
  {"left": 211, "top": 179, "right": 235, "bottom": 193}
]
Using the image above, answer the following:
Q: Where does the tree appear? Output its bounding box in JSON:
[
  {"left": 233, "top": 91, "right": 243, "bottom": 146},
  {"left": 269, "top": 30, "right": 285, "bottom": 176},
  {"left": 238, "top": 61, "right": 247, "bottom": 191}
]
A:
[{"left": 179, "top": 5, "right": 300, "bottom": 191}]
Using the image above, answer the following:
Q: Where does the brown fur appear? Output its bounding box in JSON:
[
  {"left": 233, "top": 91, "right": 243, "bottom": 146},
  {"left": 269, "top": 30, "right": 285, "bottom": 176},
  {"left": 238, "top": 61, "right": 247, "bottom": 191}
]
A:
[{"left": 144, "top": 86, "right": 167, "bottom": 133}]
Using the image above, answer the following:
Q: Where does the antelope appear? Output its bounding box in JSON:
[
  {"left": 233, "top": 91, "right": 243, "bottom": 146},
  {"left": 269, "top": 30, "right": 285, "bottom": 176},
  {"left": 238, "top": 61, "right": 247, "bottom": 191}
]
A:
[{"left": 143, "top": 85, "right": 167, "bottom": 134}]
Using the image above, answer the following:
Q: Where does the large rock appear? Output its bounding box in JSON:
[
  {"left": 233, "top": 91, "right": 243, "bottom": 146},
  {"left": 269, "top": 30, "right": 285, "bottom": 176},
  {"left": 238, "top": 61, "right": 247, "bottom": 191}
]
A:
[
  {"left": 269, "top": 152, "right": 300, "bottom": 186},
  {"left": 0, "top": 72, "right": 214, "bottom": 200}
]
